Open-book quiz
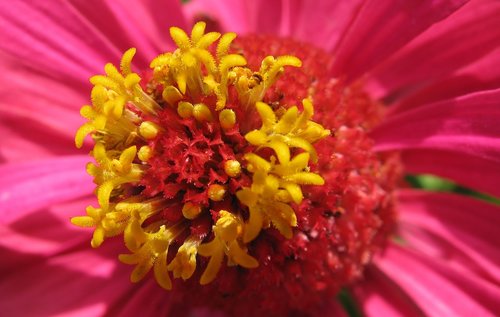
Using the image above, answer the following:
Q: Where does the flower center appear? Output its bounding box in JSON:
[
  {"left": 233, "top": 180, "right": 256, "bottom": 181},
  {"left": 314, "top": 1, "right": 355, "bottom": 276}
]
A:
[{"left": 72, "top": 22, "right": 401, "bottom": 315}]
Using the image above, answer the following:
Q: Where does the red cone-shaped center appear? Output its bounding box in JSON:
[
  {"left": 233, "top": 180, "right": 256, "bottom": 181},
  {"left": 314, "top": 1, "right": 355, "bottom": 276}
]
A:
[{"left": 165, "top": 35, "right": 403, "bottom": 316}]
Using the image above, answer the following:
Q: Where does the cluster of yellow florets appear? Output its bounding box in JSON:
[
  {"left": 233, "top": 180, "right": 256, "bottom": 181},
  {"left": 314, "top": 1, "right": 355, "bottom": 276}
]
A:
[{"left": 72, "top": 22, "right": 329, "bottom": 289}]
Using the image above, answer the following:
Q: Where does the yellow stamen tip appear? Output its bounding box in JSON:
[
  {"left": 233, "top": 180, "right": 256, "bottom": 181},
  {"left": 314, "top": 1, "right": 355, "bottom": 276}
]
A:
[
  {"left": 224, "top": 160, "right": 241, "bottom": 178},
  {"left": 168, "top": 238, "right": 199, "bottom": 280},
  {"left": 138, "top": 145, "right": 153, "bottom": 162},
  {"left": 177, "top": 101, "right": 194, "bottom": 119},
  {"left": 208, "top": 184, "right": 226, "bottom": 201},
  {"left": 139, "top": 121, "right": 161, "bottom": 139},
  {"left": 191, "top": 21, "right": 206, "bottom": 43},
  {"left": 219, "top": 109, "right": 236, "bottom": 130},
  {"left": 217, "top": 32, "right": 237, "bottom": 59},
  {"left": 215, "top": 210, "right": 239, "bottom": 240},
  {"left": 124, "top": 73, "right": 141, "bottom": 89},
  {"left": 169, "top": 26, "right": 191, "bottom": 50},
  {"left": 120, "top": 48, "right": 137, "bottom": 75},
  {"left": 193, "top": 103, "right": 213, "bottom": 122},
  {"left": 182, "top": 202, "right": 202, "bottom": 220},
  {"left": 162, "top": 85, "right": 184, "bottom": 106},
  {"left": 70, "top": 216, "right": 95, "bottom": 227}
]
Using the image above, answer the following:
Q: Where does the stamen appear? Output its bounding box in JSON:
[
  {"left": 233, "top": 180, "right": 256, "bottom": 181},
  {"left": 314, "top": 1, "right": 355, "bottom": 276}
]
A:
[
  {"left": 192, "top": 103, "right": 213, "bottom": 122},
  {"left": 138, "top": 145, "right": 152, "bottom": 162},
  {"left": 162, "top": 85, "right": 184, "bottom": 106},
  {"left": 198, "top": 211, "right": 258, "bottom": 285},
  {"left": 139, "top": 121, "right": 162, "bottom": 139},
  {"left": 208, "top": 184, "right": 226, "bottom": 201},
  {"left": 168, "top": 237, "right": 200, "bottom": 280},
  {"left": 177, "top": 101, "right": 194, "bottom": 118},
  {"left": 182, "top": 202, "right": 202, "bottom": 220},
  {"left": 224, "top": 160, "right": 241, "bottom": 178},
  {"left": 218, "top": 109, "right": 236, "bottom": 130}
]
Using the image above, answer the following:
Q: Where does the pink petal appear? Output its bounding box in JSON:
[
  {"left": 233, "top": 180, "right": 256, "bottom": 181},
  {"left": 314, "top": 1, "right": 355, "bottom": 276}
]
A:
[
  {"left": 387, "top": 47, "right": 500, "bottom": 114},
  {"left": 0, "top": 197, "right": 95, "bottom": 260},
  {"left": 399, "top": 223, "right": 500, "bottom": 287},
  {"left": 182, "top": 0, "right": 258, "bottom": 34},
  {"left": 402, "top": 149, "right": 500, "bottom": 197},
  {"left": 183, "top": 0, "right": 287, "bottom": 35},
  {"left": 68, "top": 0, "right": 188, "bottom": 66},
  {"left": 0, "top": 121, "right": 73, "bottom": 164},
  {"left": 0, "top": 2, "right": 188, "bottom": 159},
  {"left": 0, "top": 156, "right": 94, "bottom": 225},
  {"left": 0, "top": 2, "right": 118, "bottom": 84},
  {"left": 0, "top": 198, "right": 174, "bottom": 316},
  {"left": 367, "top": 0, "right": 500, "bottom": 100},
  {"left": 0, "top": 56, "right": 90, "bottom": 162},
  {"left": 0, "top": 57, "right": 87, "bottom": 161},
  {"left": 0, "top": 1, "right": 187, "bottom": 78},
  {"left": 352, "top": 267, "right": 423, "bottom": 317},
  {"left": 397, "top": 189, "right": 500, "bottom": 284},
  {"left": 0, "top": 239, "right": 134, "bottom": 317},
  {"left": 0, "top": 49, "right": 86, "bottom": 112},
  {"left": 331, "top": 0, "right": 469, "bottom": 81},
  {"left": 185, "top": 0, "right": 362, "bottom": 49},
  {"left": 281, "top": 0, "right": 365, "bottom": 52},
  {"left": 106, "top": 279, "right": 174, "bottom": 317},
  {"left": 371, "top": 89, "right": 500, "bottom": 163},
  {"left": 240, "top": 0, "right": 283, "bottom": 35},
  {"left": 375, "top": 244, "right": 500, "bottom": 317}
]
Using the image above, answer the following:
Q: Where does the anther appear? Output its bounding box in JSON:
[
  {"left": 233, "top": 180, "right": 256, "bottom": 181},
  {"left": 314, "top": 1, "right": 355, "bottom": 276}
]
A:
[
  {"left": 193, "top": 103, "right": 213, "bottom": 122},
  {"left": 182, "top": 202, "right": 202, "bottom": 220},
  {"left": 219, "top": 109, "right": 236, "bottom": 130},
  {"left": 139, "top": 121, "right": 161, "bottom": 139},
  {"left": 162, "top": 86, "right": 184, "bottom": 106},
  {"left": 208, "top": 184, "right": 226, "bottom": 201},
  {"left": 177, "top": 101, "right": 194, "bottom": 118},
  {"left": 138, "top": 145, "right": 153, "bottom": 162},
  {"left": 224, "top": 160, "right": 241, "bottom": 178}
]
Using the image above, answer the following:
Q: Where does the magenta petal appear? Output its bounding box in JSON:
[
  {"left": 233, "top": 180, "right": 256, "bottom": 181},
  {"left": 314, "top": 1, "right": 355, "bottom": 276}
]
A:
[
  {"left": 0, "top": 112, "right": 83, "bottom": 163},
  {"left": 397, "top": 189, "right": 500, "bottom": 284},
  {"left": 106, "top": 280, "right": 174, "bottom": 317},
  {"left": 376, "top": 244, "right": 500, "bottom": 317},
  {"left": 372, "top": 89, "right": 500, "bottom": 163},
  {"left": 331, "top": 0, "right": 468, "bottom": 81},
  {"left": 183, "top": 0, "right": 283, "bottom": 35},
  {"left": 183, "top": 0, "right": 252, "bottom": 33},
  {"left": 69, "top": 0, "right": 188, "bottom": 67},
  {"left": 0, "top": 197, "right": 95, "bottom": 259},
  {"left": 283, "top": 0, "right": 365, "bottom": 51},
  {"left": 402, "top": 149, "right": 500, "bottom": 197},
  {"left": 0, "top": 120, "right": 74, "bottom": 164},
  {"left": 0, "top": 239, "right": 133, "bottom": 317},
  {"left": 367, "top": 0, "right": 500, "bottom": 100},
  {"left": 0, "top": 156, "right": 93, "bottom": 224},
  {"left": 240, "top": 0, "right": 283, "bottom": 35},
  {"left": 389, "top": 48, "right": 500, "bottom": 114},
  {"left": 353, "top": 267, "right": 423, "bottom": 317},
  {"left": 0, "top": 1, "right": 188, "bottom": 79},
  {"left": 0, "top": 1, "right": 119, "bottom": 84},
  {"left": 0, "top": 54, "right": 87, "bottom": 144}
]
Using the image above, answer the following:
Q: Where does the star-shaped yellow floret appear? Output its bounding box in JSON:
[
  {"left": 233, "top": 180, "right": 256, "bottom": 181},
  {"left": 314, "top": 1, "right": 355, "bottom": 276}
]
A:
[
  {"left": 237, "top": 99, "right": 328, "bottom": 242},
  {"left": 119, "top": 220, "right": 187, "bottom": 290},
  {"left": 245, "top": 99, "right": 330, "bottom": 163},
  {"left": 197, "top": 211, "right": 258, "bottom": 285},
  {"left": 86, "top": 143, "right": 144, "bottom": 209}
]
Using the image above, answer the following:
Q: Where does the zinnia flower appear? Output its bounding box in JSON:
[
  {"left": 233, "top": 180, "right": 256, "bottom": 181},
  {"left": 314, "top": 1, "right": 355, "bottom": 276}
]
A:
[{"left": 1, "top": 0, "right": 499, "bottom": 316}]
